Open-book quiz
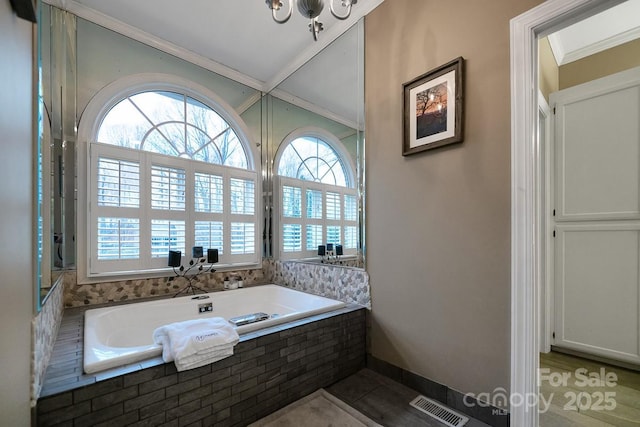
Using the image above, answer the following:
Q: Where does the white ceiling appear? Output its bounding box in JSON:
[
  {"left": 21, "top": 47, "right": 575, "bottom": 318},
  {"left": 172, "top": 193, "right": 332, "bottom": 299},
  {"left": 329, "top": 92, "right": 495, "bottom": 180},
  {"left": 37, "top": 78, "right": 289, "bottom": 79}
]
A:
[
  {"left": 43, "top": 0, "right": 382, "bottom": 128},
  {"left": 548, "top": 0, "right": 640, "bottom": 66}
]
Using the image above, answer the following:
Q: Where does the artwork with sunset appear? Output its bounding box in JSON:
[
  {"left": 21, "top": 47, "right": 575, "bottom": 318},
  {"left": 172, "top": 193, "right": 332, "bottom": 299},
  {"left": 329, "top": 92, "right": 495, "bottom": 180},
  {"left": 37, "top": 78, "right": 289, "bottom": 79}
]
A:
[
  {"left": 415, "top": 82, "right": 448, "bottom": 139},
  {"left": 403, "top": 57, "right": 463, "bottom": 155}
]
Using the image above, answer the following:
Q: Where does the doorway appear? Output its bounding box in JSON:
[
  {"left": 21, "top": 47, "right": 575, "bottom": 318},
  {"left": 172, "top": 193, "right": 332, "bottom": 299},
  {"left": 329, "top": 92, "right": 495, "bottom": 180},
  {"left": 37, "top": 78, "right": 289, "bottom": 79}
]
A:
[{"left": 510, "top": 0, "right": 634, "bottom": 426}]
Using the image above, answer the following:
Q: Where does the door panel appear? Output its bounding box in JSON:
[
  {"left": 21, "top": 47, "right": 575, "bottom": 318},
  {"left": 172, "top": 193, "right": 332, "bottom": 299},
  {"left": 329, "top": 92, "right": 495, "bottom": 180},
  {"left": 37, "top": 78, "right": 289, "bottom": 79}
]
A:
[
  {"left": 552, "top": 66, "right": 640, "bottom": 365},
  {"left": 555, "top": 225, "right": 640, "bottom": 363},
  {"left": 556, "top": 86, "right": 640, "bottom": 221}
]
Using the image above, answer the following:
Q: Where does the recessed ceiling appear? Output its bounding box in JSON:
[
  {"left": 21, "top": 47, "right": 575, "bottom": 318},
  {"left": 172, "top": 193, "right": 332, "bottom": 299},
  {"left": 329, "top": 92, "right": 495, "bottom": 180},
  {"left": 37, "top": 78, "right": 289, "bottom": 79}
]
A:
[{"left": 548, "top": 0, "right": 640, "bottom": 66}]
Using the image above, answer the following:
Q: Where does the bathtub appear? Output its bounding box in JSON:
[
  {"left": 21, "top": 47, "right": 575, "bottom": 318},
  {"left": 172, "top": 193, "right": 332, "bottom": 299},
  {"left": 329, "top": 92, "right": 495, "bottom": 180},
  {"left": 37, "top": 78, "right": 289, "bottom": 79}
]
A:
[{"left": 83, "top": 284, "right": 346, "bottom": 374}]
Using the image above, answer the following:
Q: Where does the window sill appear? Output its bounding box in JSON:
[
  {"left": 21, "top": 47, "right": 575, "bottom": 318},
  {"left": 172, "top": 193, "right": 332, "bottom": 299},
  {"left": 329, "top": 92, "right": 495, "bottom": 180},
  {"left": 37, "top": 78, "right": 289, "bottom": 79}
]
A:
[{"left": 79, "top": 262, "right": 263, "bottom": 285}]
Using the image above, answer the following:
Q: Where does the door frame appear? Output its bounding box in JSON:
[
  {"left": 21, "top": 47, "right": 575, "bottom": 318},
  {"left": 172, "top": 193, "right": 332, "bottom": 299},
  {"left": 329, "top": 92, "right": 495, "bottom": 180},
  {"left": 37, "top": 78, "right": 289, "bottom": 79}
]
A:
[
  {"left": 538, "top": 90, "right": 552, "bottom": 355},
  {"left": 509, "top": 1, "right": 626, "bottom": 425}
]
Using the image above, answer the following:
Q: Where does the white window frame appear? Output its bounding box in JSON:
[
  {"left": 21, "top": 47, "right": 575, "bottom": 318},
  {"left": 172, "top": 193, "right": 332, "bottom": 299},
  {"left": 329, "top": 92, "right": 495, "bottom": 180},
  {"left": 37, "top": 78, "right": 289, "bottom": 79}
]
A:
[
  {"left": 77, "top": 73, "right": 261, "bottom": 283},
  {"left": 273, "top": 127, "right": 358, "bottom": 261}
]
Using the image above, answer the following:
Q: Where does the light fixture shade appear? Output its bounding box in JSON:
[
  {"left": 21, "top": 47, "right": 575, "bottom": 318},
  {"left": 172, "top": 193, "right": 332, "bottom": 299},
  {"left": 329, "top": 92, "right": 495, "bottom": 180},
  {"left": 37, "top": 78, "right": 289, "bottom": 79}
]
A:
[{"left": 297, "top": 0, "right": 324, "bottom": 19}]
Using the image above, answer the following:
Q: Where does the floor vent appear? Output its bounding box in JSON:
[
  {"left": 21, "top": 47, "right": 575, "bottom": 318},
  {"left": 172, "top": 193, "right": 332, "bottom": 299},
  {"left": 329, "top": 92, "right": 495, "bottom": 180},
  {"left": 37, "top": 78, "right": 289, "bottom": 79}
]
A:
[{"left": 409, "top": 395, "right": 469, "bottom": 427}]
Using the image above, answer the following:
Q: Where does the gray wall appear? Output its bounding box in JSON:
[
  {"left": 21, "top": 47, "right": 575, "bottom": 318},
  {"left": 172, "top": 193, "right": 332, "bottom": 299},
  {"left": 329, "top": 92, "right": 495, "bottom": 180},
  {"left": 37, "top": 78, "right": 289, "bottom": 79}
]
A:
[
  {"left": 365, "top": 0, "right": 543, "bottom": 397},
  {"left": 0, "top": 2, "right": 35, "bottom": 424}
]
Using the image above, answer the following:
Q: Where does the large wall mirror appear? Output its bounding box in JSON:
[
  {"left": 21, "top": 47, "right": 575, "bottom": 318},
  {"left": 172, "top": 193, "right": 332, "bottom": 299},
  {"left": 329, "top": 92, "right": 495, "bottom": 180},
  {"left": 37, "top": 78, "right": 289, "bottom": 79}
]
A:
[
  {"left": 37, "top": 5, "right": 365, "bottom": 307},
  {"left": 265, "top": 20, "right": 365, "bottom": 269},
  {"left": 38, "top": 3, "right": 76, "bottom": 306}
]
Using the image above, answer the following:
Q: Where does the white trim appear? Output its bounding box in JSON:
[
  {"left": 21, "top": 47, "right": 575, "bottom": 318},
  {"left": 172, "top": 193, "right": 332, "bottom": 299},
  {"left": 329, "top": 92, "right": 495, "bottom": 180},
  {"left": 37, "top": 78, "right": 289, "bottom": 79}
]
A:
[
  {"left": 273, "top": 175, "right": 358, "bottom": 261},
  {"left": 546, "top": 32, "right": 564, "bottom": 66},
  {"left": 549, "top": 25, "right": 640, "bottom": 66},
  {"left": 510, "top": 1, "right": 626, "bottom": 425},
  {"left": 42, "top": 0, "right": 265, "bottom": 91},
  {"left": 78, "top": 73, "right": 260, "bottom": 170},
  {"left": 263, "top": 0, "right": 385, "bottom": 93},
  {"left": 77, "top": 73, "right": 262, "bottom": 283},
  {"left": 510, "top": 9, "right": 539, "bottom": 423},
  {"left": 272, "top": 127, "right": 358, "bottom": 262},
  {"left": 270, "top": 88, "right": 361, "bottom": 131},
  {"left": 43, "top": 0, "right": 385, "bottom": 94},
  {"left": 537, "top": 91, "right": 552, "bottom": 355},
  {"left": 236, "top": 92, "right": 264, "bottom": 116}
]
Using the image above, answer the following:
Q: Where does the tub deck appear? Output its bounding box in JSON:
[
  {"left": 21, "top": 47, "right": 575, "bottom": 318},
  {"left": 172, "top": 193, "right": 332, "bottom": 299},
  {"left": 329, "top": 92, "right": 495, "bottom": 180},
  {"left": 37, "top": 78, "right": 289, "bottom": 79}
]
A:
[
  {"left": 37, "top": 295, "right": 365, "bottom": 427},
  {"left": 83, "top": 284, "right": 347, "bottom": 374},
  {"left": 40, "top": 297, "right": 363, "bottom": 399}
]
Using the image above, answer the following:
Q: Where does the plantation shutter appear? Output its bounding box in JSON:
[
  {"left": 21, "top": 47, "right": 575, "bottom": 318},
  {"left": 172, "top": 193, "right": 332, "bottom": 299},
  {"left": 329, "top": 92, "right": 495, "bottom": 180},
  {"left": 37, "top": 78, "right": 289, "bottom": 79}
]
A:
[
  {"left": 276, "top": 176, "right": 357, "bottom": 260},
  {"left": 89, "top": 143, "right": 259, "bottom": 275}
]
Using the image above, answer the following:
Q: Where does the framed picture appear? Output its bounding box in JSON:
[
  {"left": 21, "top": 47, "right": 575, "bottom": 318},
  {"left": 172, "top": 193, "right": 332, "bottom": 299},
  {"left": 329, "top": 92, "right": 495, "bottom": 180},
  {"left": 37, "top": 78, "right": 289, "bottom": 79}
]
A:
[
  {"left": 403, "top": 57, "right": 464, "bottom": 155},
  {"left": 9, "top": 0, "right": 37, "bottom": 22}
]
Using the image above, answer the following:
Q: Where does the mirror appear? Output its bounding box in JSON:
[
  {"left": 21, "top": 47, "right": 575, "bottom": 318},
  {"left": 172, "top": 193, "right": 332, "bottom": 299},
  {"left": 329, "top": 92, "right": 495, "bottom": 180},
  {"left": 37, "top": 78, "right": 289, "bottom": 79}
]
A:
[
  {"left": 38, "top": 4, "right": 265, "bottom": 304},
  {"left": 38, "top": 4, "right": 78, "bottom": 305},
  {"left": 36, "top": 6, "right": 365, "bottom": 305},
  {"left": 265, "top": 19, "right": 365, "bottom": 268},
  {"left": 35, "top": 0, "right": 46, "bottom": 309}
]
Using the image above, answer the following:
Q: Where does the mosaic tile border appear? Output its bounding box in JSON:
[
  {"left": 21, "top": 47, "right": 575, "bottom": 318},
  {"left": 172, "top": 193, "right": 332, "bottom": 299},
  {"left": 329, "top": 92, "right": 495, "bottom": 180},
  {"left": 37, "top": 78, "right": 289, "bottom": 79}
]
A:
[
  {"left": 62, "top": 267, "right": 267, "bottom": 307},
  {"left": 263, "top": 259, "right": 371, "bottom": 309},
  {"left": 61, "top": 259, "right": 371, "bottom": 309},
  {"left": 32, "top": 275, "right": 65, "bottom": 402}
]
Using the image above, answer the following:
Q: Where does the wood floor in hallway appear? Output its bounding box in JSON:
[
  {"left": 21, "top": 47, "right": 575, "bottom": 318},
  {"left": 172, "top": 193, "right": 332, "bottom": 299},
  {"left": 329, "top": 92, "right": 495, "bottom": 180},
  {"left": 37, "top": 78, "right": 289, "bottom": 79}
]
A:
[{"left": 539, "top": 351, "right": 640, "bottom": 427}]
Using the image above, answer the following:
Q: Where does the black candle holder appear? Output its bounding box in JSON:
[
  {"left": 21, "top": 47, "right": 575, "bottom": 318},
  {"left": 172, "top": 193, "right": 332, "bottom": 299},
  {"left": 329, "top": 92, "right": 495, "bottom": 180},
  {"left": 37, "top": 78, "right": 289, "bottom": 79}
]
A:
[
  {"left": 168, "top": 248, "right": 218, "bottom": 298},
  {"left": 318, "top": 243, "right": 343, "bottom": 264}
]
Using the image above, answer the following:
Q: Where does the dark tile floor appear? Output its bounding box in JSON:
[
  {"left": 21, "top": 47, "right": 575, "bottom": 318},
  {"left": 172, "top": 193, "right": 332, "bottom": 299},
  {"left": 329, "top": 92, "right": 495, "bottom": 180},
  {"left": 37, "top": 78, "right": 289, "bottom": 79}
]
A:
[{"left": 327, "top": 368, "right": 491, "bottom": 427}]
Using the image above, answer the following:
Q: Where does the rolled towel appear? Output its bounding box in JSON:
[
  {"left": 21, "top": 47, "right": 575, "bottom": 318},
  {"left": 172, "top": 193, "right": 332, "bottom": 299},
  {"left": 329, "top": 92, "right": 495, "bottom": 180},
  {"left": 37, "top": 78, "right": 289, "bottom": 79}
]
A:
[{"left": 153, "top": 317, "right": 239, "bottom": 363}]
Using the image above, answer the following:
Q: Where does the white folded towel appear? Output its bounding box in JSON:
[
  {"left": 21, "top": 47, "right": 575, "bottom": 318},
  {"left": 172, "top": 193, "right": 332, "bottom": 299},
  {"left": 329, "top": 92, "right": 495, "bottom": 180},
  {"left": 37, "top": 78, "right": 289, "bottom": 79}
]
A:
[
  {"left": 174, "top": 347, "right": 235, "bottom": 371},
  {"left": 152, "top": 317, "right": 239, "bottom": 370}
]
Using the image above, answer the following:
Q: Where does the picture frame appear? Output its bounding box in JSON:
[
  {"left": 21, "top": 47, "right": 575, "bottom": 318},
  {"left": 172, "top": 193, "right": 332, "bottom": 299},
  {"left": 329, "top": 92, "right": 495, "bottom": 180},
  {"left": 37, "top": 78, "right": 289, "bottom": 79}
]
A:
[
  {"left": 9, "top": 0, "right": 37, "bottom": 23},
  {"left": 403, "top": 57, "right": 464, "bottom": 155}
]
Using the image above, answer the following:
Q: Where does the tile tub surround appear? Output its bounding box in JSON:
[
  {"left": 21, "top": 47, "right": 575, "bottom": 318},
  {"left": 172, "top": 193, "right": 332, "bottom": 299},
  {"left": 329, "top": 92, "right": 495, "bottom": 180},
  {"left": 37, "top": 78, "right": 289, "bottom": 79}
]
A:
[
  {"left": 62, "top": 266, "right": 268, "bottom": 307},
  {"left": 264, "top": 259, "right": 371, "bottom": 309},
  {"left": 61, "top": 259, "right": 372, "bottom": 310},
  {"left": 36, "top": 304, "right": 366, "bottom": 426},
  {"left": 32, "top": 276, "right": 65, "bottom": 402}
]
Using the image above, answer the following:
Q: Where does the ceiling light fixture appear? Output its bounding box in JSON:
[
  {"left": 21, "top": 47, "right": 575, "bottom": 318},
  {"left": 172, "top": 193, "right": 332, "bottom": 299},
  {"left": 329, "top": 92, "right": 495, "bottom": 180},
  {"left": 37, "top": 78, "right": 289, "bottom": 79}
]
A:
[{"left": 266, "top": 0, "right": 357, "bottom": 41}]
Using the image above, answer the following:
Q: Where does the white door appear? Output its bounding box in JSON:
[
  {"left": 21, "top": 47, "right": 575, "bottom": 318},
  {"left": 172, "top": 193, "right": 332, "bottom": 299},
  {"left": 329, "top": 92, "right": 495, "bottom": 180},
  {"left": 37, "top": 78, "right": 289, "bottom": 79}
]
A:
[{"left": 552, "top": 66, "right": 640, "bottom": 365}]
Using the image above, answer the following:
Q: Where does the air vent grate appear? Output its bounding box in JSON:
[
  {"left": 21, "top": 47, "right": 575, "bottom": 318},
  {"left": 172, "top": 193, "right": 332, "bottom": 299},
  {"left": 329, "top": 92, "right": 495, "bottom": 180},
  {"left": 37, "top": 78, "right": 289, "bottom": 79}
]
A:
[{"left": 409, "top": 395, "right": 469, "bottom": 427}]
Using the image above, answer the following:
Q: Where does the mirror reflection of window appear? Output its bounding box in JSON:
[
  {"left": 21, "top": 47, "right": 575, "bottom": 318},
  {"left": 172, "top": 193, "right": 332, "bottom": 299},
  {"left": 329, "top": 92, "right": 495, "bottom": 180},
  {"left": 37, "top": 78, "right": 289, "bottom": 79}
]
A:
[
  {"left": 277, "top": 136, "right": 349, "bottom": 187},
  {"left": 274, "top": 130, "right": 357, "bottom": 261}
]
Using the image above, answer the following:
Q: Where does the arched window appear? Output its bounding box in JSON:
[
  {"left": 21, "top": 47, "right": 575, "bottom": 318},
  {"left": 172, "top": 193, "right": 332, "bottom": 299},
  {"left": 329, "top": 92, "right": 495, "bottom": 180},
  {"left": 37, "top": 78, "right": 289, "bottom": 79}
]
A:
[
  {"left": 97, "top": 91, "right": 248, "bottom": 168},
  {"left": 277, "top": 135, "right": 350, "bottom": 187},
  {"left": 274, "top": 128, "right": 357, "bottom": 260},
  {"left": 79, "top": 75, "right": 260, "bottom": 279}
]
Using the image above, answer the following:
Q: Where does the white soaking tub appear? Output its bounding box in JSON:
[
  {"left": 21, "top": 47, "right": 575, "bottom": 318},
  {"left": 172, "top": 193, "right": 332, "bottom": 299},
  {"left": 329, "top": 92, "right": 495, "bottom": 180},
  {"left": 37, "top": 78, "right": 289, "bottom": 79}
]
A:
[{"left": 83, "top": 284, "right": 346, "bottom": 374}]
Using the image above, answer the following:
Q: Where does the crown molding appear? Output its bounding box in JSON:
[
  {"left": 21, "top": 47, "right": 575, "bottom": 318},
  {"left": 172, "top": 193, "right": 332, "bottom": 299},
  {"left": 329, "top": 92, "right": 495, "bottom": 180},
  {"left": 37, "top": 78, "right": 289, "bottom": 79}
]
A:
[
  {"left": 235, "top": 91, "right": 264, "bottom": 115},
  {"left": 264, "top": 0, "right": 384, "bottom": 92},
  {"left": 558, "top": 26, "right": 640, "bottom": 65},
  {"left": 42, "top": 0, "right": 266, "bottom": 91},
  {"left": 270, "top": 88, "right": 361, "bottom": 131}
]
